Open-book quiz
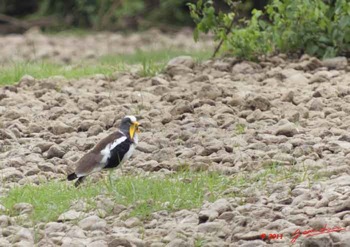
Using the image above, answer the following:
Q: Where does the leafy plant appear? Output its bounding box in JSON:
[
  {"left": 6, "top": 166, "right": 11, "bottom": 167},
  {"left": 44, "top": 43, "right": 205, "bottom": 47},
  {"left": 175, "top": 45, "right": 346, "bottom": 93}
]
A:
[
  {"left": 235, "top": 123, "right": 246, "bottom": 135},
  {"left": 188, "top": 0, "right": 236, "bottom": 57},
  {"left": 189, "top": 0, "right": 350, "bottom": 59}
]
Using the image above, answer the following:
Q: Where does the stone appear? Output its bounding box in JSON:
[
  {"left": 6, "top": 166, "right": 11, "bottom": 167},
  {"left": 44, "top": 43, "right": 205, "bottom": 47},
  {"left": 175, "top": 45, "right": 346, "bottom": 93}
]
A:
[
  {"left": 335, "top": 200, "right": 350, "bottom": 213},
  {"left": 48, "top": 121, "right": 74, "bottom": 135},
  {"left": 77, "top": 98, "right": 98, "bottom": 112},
  {"left": 167, "top": 56, "right": 195, "bottom": 69},
  {"left": 1, "top": 168, "right": 24, "bottom": 182},
  {"left": 137, "top": 142, "right": 157, "bottom": 153},
  {"left": 0, "top": 129, "right": 17, "bottom": 139},
  {"left": 108, "top": 238, "right": 132, "bottom": 247},
  {"left": 322, "top": 57, "right": 348, "bottom": 69},
  {"left": 298, "top": 57, "right": 323, "bottom": 71},
  {"left": 197, "top": 222, "right": 227, "bottom": 234},
  {"left": 13, "top": 203, "right": 33, "bottom": 215},
  {"left": 328, "top": 141, "right": 350, "bottom": 153},
  {"left": 232, "top": 62, "right": 255, "bottom": 74},
  {"left": 167, "top": 239, "right": 191, "bottom": 247},
  {"left": 0, "top": 215, "right": 11, "bottom": 227},
  {"left": 235, "top": 231, "right": 262, "bottom": 241},
  {"left": 45, "top": 222, "right": 67, "bottom": 234},
  {"left": 6, "top": 157, "right": 25, "bottom": 168},
  {"left": 151, "top": 76, "right": 169, "bottom": 86},
  {"left": 87, "top": 240, "right": 108, "bottom": 247},
  {"left": 309, "top": 98, "right": 323, "bottom": 111},
  {"left": 213, "top": 60, "right": 231, "bottom": 71},
  {"left": 210, "top": 198, "right": 231, "bottom": 214},
  {"left": 18, "top": 75, "right": 35, "bottom": 87},
  {"left": 285, "top": 73, "right": 309, "bottom": 84},
  {"left": 87, "top": 125, "right": 104, "bottom": 137},
  {"left": 66, "top": 226, "right": 86, "bottom": 238},
  {"left": 240, "top": 240, "right": 267, "bottom": 247},
  {"left": 197, "top": 85, "right": 222, "bottom": 100},
  {"left": 308, "top": 218, "right": 328, "bottom": 230},
  {"left": 170, "top": 101, "right": 193, "bottom": 115},
  {"left": 0, "top": 238, "right": 10, "bottom": 247},
  {"left": 28, "top": 123, "right": 43, "bottom": 133},
  {"left": 125, "top": 217, "right": 142, "bottom": 228},
  {"left": 337, "top": 231, "right": 350, "bottom": 247},
  {"left": 245, "top": 95, "right": 271, "bottom": 111},
  {"left": 301, "top": 235, "right": 332, "bottom": 247},
  {"left": 288, "top": 214, "right": 308, "bottom": 226},
  {"left": 140, "top": 160, "right": 162, "bottom": 172},
  {"left": 275, "top": 122, "right": 298, "bottom": 137},
  {"left": 58, "top": 210, "right": 85, "bottom": 222},
  {"left": 272, "top": 153, "right": 295, "bottom": 164},
  {"left": 218, "top": 212, "right": 235, "bottom": 222},
  {"left": 111, "top": 204, "right": 126, "bottom": 215},
  {"left": 61, "top": 237, "right": 85, "bottom": 247},
  {"left": 199, "top": 210, "right": 219, "bottom": 223},
  {"left": 13, "top": 227, "right": 34, "bottom": 243},
  {"left": 36, "top": 142, "right": 55, "bottom": 153},
  {"left": 38, "top": 162, "right": 56, "bottom": 172},
  {"left": 46, "top": 145, "right": 65, "bottom": 159},
  {"left": 78, "top": 215, "right": 107, "bottom": 231},
  {"left": 281, "top": 90, "right": 294, "bottom": 102}
]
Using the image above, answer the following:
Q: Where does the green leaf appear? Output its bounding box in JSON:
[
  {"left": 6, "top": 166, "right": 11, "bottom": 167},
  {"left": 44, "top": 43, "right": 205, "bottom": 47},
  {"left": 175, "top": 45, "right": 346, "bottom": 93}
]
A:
[{"left": 193, "top": 28, "right": 199, "bottom": 42}]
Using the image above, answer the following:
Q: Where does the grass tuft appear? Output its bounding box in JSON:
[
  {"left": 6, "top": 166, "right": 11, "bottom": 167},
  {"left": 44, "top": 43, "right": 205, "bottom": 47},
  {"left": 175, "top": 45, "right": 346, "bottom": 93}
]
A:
[
  {"left": 1, "top": 172, "right": 237, "bottom": 223},
  {"left": 235, "top": 124, "right": 246, "bottom": 135},
  {"left": 0, "top": 49, "right": 211, "bottom": 85},
  {"left": 0, "top": 166, "right": 326, "bottom": 224}
]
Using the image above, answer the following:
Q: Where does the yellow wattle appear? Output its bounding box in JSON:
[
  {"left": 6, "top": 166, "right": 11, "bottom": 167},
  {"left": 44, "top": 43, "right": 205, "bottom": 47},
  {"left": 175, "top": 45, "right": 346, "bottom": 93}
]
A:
[{"left": 130, "top": 124, "right": 136, "bottom": 139}]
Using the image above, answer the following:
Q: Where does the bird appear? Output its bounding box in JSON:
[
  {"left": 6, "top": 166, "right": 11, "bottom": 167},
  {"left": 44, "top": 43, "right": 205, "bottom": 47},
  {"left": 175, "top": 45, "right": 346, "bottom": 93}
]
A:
[{"left": 67, "top": 115, "right": 140, "bottom": 187}]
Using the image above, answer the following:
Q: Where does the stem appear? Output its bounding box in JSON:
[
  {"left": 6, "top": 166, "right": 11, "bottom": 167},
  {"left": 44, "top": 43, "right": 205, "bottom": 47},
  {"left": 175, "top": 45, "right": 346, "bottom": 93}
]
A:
[{"left": 212, "top": 17, "right": 235, "bottom": 58}]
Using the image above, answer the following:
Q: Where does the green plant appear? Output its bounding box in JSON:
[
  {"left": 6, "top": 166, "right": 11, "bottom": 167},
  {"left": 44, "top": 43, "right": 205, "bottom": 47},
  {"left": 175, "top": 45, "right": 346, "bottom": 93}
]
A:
[
  {"left": 189, "top": 0, "right": 350, "bottom": 59},
  {"left": 195, "top": 238, "right": 207, "bottom": 247},
  {"left": 235, "top": 123, "right": 246, "bottom": 135},
  {"left": 139, "top": 59, "right": 163, "bottom": 77},
  {"left": 1, "top": 161, "right": 328, "bottom": 224},
  {"left": 1, "top": 171, "right": 241, "bottom": 222},
  {"left": 265, "top": 0, "right": 350, "bottom": 58},
  {"left": 188, "top": 0, "right": 237, "bottom": 57},
  {"left": 0, "top": 49, "right": 211, "bottom": 85}
]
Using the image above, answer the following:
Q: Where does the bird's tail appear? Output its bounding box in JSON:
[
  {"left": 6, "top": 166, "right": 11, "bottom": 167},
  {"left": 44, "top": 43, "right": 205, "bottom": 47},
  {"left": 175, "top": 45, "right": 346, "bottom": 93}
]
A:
[
  {"left": 74, "top": 177, "right": 85, "bottom": 187},
  {"left": 67, "top": 173, "right": 78, "bottom": 181}
]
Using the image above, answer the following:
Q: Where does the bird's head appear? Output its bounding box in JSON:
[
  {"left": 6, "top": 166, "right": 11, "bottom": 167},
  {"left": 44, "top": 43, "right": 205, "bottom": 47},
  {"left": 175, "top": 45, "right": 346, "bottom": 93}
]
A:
[{"left": 120, "top": 115, "right": 140, "bottom": 139}]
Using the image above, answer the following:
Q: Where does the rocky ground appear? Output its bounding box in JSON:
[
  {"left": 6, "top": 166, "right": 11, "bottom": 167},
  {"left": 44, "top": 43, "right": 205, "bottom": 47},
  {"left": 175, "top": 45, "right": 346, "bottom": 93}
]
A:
[
  {"left": 1, "top": 31, "right": 350, "bottom": 247},
  {"left": 0, "top": 28, "right": 212, "bottom": 64}
]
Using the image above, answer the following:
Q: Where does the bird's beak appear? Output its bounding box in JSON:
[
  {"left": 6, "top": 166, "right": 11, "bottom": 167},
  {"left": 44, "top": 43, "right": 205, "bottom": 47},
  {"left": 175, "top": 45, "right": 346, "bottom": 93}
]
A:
[{"left": 130, "top": 121, "right": 140, "bottom": 139}]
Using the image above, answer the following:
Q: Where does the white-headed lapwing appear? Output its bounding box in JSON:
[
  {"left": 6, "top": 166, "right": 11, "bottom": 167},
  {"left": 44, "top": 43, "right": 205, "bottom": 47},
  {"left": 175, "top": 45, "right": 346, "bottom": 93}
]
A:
[{"left": 67, "top": 115, "right": 140, "bottom": 187}]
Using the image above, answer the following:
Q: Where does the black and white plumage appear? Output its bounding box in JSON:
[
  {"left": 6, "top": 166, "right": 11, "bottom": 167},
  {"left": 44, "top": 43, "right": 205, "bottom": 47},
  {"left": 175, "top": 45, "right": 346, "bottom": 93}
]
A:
[{"left": 67, "top": 115, "right": 140, "bottom": 187}]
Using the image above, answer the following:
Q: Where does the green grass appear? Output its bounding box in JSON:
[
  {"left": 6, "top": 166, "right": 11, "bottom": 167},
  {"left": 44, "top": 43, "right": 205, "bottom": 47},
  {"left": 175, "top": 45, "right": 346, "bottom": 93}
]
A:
[
  {"left": 1, "top": 172, "right": 240, "bottom": 223},
  {"left": 0, "top": 49, "right": 211, "bottom": 86},
  {"left": 0, "top": 165, "right": 325, "bottom": 224},
  {"left": 235, "top": 124, "right": 246, "bottom": 135},
  {"left": 0, "top": 62, "right": 119, "bottom": 86}
]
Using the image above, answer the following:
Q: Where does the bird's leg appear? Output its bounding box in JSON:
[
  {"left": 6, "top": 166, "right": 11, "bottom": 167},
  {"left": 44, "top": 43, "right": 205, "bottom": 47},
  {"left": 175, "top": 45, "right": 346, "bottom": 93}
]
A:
[
  {"left": 108, "top": 169, "right": 114, "bottom": 192},
  {"left": 107, "top": 169, "right": 121, "bottom": 197}
]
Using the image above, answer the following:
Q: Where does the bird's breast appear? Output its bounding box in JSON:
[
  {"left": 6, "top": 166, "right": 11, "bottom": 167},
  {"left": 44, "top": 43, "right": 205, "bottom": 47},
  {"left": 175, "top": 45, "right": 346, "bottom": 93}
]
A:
[{"left": 102, "top": 135, "right": 136, "bottom": 169}]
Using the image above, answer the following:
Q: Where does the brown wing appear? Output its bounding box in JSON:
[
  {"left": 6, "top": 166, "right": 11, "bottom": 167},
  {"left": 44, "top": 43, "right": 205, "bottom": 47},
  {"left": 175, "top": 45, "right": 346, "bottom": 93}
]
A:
[
  {"left": 75, "top": 130, "right": 124, "bottom": 176},
  {"left": 91, "top": 130, "right": 124, "bottom": 153},
  {"left": 75, "top": 152, "right": 103, "bottom": 176}
]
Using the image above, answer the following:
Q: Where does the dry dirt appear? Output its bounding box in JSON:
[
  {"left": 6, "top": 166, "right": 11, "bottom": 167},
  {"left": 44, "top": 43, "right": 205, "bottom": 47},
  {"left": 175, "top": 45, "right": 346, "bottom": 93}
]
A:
[
  {"left": 1, "top": 31, "right": 350, "bottom": 247},
  {"left": 0, "top": 28, "right": 212, "bottom": 64}
]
